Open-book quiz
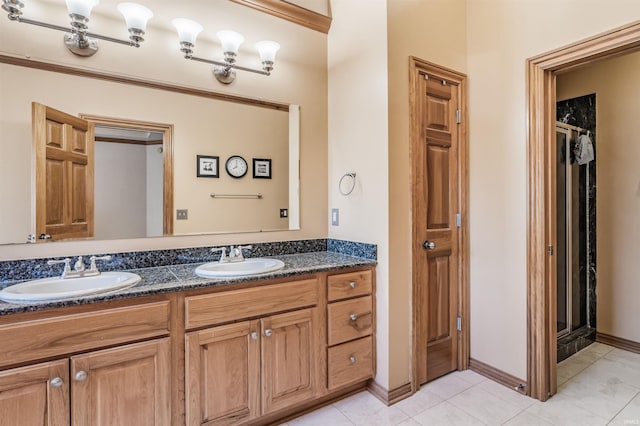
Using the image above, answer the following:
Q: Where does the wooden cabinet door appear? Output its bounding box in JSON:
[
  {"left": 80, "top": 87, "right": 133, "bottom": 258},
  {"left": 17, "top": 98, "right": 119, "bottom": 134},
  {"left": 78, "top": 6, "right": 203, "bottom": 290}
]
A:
[
  {"left": 32, "top": 102, "right": 94, "bottom": 241},
  {"left": 261, "top": 308, "right": 316, "bottom": 414},
  {"left": 0, "top": 360, "right": 69, "bottom": 426},
  {"left": 70, "top": 338, "right": 170, "bottom": 426},
  {"left": 185, "top": 321, "right": 260, "bottom": 426}
]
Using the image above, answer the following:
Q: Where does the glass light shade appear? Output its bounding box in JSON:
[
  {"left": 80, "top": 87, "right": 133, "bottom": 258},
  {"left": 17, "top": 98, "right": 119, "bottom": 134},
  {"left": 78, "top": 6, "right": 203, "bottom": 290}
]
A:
[
  {"left": 217, "top": 30, "right": 244, "bottom": 54},
  {"left": 117, "top": 3, "right": 153, "bottom": 31},
  {"left": 172, "top": 18, "right": 203, "bottom": 45},
  {"left": 65, "top": 0, "right": 99, "bottom": 17},
  {"left": 255, "top": 40, "right": 280, "bottom": 63}
]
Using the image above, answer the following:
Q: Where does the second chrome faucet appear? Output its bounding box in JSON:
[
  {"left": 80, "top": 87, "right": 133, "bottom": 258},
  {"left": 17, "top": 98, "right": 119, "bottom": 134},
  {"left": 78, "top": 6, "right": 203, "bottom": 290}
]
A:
[{"left": 210, "top": 245, "right": 253, "bottom": 263}]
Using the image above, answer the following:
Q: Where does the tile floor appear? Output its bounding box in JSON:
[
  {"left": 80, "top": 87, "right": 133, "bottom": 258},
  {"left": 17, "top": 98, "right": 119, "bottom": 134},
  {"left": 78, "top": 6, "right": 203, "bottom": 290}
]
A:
[{"left": 280, "top": 343, "right": 640, "bottom": 425}]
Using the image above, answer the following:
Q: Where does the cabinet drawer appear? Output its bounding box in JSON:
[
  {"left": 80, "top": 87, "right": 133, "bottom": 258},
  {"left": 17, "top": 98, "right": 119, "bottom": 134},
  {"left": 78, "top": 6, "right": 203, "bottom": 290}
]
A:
[
  {"left": 327, "top": 295, "right": 372, "bottom": 346},
  {"left": 0, "top": 301, "right": 170, "bottom": 368},
  {"left": 327, "top": 270, "right": 372, "bottom": 302},
  {"left": 328, "top": 336, "right": 373, "bottom": 390},
  {"left": 185, "top": 278, "right": 318, "bottom": 329}
]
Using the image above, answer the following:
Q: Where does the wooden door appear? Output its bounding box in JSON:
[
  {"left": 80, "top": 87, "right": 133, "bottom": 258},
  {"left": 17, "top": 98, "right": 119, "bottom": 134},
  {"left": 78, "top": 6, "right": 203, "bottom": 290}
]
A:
[
  {"left": 0, "top": 360, "right": 69, "bottom": 426},
  {"left": 185, "top": 321, "right": 260, "bottom": 425},
  {"left": 32, "top": 102, "right": 94, "bottom": 241},
  {"left": 70, "top": 338, "right": 170, "bottom": 426},
  {"left": 261, "top": 308, "right": 316, "bottom": 414},
  {"left": 415, "top": 74, "right": 461, "bottom": 384}
]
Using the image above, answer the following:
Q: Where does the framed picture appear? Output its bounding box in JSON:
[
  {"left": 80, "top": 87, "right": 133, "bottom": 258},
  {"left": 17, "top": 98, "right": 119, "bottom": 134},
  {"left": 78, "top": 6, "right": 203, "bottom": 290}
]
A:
[
  {"left": 197, "top": 155, "right": 219, "bottom": 178},
  {"left": 253, "top": 158, "right": 272, "bottom": 179}
]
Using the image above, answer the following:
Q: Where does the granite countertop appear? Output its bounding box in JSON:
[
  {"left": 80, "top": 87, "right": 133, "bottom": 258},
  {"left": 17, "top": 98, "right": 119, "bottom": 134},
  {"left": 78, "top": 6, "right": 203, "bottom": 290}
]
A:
[{"left": 0, "top": 252, "right": 376, "bottom": 316}]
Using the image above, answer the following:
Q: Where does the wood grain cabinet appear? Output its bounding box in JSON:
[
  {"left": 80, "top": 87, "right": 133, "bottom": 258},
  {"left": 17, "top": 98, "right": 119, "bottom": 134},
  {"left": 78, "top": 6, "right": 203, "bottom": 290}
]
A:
[
  {"left": 185, "top": 280, "right": 319, "bottom": 426},
  {"left": 326, "top": 270, "right": 375, "bottom": 390},
  {"left": 0, "top": 299, "right": 172, "bottom": 426},
  {"left": 0, "top": 360, "right": 69, "bottom": 426},
  {"left": 0, "top": 339, "right": 170, "bottom": 426}
]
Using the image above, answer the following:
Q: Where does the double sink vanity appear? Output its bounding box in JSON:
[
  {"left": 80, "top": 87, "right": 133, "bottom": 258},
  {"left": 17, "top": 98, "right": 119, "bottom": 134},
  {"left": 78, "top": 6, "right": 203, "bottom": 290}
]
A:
[{"left": 0, "top": 241, "right": 376, "bottom": 425}]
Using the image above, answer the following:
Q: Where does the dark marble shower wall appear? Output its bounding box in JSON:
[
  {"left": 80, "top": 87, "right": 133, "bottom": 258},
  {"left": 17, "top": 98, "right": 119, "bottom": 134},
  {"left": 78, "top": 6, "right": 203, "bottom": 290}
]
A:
[{"left": 556, "top": 94, "right": 597, "bottom": 361}]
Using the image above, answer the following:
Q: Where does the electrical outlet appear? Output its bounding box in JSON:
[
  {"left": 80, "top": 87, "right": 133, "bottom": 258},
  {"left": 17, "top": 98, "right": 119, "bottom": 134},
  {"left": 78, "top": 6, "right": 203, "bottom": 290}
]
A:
[
  {"left": 331, "top": 208, "right": 339, "bottom": 226},
  {"left": 280, "top": 208, "right": 288, "bottom": 218},
  {"left": 176, "top": 209, "right": 188, "bottom": 220}
]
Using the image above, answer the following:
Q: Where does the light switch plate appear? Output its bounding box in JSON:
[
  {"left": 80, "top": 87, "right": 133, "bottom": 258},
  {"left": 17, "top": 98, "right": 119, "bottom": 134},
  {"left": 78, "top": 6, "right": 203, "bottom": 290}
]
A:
[
  {"left": 331, "top": 208, "right": 339, "bottom": 226},
  {"left": 177, "top": 209, "right": 188, "bottom": 220}
]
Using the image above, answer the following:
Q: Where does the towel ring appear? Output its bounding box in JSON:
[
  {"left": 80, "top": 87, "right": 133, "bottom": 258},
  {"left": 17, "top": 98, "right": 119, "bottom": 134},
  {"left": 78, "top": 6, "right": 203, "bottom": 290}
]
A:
[{"left": 339, "top": 172, "right": 356, "bottom": 196}]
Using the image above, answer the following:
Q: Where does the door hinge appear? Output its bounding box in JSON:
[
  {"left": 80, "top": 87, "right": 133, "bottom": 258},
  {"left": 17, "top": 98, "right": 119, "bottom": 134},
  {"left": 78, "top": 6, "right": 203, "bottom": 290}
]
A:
[
  {"left": 547, "top": 245, "right": 554, "bottom": 256},
  {"left": 456, "top": 316, "right": 462, "bottom": 332},
  {"left": 456, "top": 109, "right": 462, "bottom": 124},
  {"left": 456, "top": 213, "right": 462, "bottom": 228}
]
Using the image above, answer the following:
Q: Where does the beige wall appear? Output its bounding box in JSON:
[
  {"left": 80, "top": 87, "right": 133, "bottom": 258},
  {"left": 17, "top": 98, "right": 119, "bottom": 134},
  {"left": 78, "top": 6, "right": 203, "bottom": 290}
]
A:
[
  {"left": 557, "top": 51, "right": 640, "bottom": 344},
  {"left": 0, "top": 0, "right": 327, "bottom": 260},
  {"left": 387, "top": 0, "right": 467, "bottom": 389},
  {"left": 328, "top": 0, "right": 466, "bottom": 390},
  {"left": 327, "top": 0, "right": 390, "bottom": 388},
  {"left": 467, "top": 0, "right": 640, "bottom": 379}
]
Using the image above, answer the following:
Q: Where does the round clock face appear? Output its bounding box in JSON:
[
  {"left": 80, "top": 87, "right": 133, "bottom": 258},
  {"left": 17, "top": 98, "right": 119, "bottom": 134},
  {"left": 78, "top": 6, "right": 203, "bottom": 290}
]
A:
[{"left": 225, "top": 155, "right": 248, "bottom": 178}]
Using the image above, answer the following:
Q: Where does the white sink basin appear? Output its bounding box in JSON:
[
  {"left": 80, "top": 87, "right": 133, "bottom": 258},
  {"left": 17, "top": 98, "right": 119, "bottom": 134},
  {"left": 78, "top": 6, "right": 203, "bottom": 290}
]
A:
[
  {"left": 195, "top": 258, "right": 285, "bottom": 278},
  {"left": 0, "top": 272, "right": 141, "bottom": 303}
]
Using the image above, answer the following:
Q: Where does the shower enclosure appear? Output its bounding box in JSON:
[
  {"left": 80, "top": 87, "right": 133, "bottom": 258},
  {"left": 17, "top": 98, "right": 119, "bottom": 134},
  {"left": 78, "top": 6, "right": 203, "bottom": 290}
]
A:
[{"left": 555, "top": 122, "right": 595, "bottom": 360}]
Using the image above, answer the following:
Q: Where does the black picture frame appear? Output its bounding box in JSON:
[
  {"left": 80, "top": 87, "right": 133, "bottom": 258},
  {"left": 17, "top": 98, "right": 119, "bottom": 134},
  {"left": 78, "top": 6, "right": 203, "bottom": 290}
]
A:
[
  {"left": 197, "top": 155, "right": 219, "bottom": 178},
  {"left": 253, "top": 158, "right": 272, "bottom": 179}
]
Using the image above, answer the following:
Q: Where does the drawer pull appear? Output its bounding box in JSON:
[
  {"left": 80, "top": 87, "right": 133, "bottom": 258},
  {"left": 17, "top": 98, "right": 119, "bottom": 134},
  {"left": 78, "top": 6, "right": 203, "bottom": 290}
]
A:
[
  {"left": 349, "top": 313, "right": 358, "bottom": 321},
  {"left": 75, "top": 371, "right": 88, "bottom": 381},
  {"left": 50, "top": 377, "right": 64, "bottom": 388},
  {"left": 250, "top": 332, "right": 258, "bottom": 340},
  {"left": 349, "top": 356, "right": 357, "bottom": 364},
  {"left": 349, "top": 281, "right": 356, "bottom": 289},
  {"left": 264, "top": 329, "right": 273, "bottom": 337}
]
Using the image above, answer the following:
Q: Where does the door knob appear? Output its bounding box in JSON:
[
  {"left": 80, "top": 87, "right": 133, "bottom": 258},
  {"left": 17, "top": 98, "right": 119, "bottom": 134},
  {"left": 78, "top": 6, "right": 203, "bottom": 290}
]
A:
[
  {"left": 423, "top": 240, "right": 436, "bottom": 250},
  {"left": 74, "top": 371, "right": 88, "bottom": 381},
  {"left": 50, "top": 377, "right": 64, "bottom": 388},
  {"left": 264, "top": 329, "right": 272, "bottom": 337}
]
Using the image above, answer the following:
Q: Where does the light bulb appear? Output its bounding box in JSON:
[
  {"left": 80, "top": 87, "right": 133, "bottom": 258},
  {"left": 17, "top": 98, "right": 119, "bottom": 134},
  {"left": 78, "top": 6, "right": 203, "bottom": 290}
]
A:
[
  {"left": 217, "top": 30, "right": 244, "bottom": 54},
  {"left": 117, "top": 3, "right": 153, "bottom": 32},
  {"left": 255, "top": 40, "right": 280, "bottom": 63},
  {"left": 172, "top": 18, "right": 203, "bottom": 45},
  {"left": 65, "top": 0, "right": 99, "bottom": 18}
]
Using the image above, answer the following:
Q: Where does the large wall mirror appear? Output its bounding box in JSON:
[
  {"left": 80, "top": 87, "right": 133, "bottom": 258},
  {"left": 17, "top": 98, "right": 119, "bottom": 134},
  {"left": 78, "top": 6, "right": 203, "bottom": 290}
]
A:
[{"left": 0, "top": 58, "right": 300, "bottom": 245}]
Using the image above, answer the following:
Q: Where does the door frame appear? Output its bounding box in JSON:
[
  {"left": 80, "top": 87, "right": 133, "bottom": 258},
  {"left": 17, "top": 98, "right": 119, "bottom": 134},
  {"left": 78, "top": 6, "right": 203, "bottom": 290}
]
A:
[
  {"left": 409, "top": 57, "right": 470, "bottom": 392},
  {"left": 79, "top": 114, "right": 174, "bottom": 236},
  {"left": 526, "top": 20, "right": 640, "bottom": 401}
]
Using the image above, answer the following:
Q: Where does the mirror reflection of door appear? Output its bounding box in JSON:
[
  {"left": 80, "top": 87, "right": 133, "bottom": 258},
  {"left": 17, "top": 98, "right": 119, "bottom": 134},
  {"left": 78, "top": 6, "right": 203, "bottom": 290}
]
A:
[{"left": 32, "top": 102, "right": 94, "bottom": 242}]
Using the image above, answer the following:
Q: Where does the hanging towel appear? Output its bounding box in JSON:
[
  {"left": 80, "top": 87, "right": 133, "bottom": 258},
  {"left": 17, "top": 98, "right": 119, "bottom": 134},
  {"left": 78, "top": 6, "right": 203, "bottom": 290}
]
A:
[{"left": 575, "top": 134, "right": 594, "bottom": 165}]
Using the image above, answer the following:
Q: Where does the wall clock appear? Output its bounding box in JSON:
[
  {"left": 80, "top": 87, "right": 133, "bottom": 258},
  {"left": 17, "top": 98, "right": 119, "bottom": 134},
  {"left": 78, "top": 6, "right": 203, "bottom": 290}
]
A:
[{"left": 225, "top": 155, "right": 248, "bottom": 178}]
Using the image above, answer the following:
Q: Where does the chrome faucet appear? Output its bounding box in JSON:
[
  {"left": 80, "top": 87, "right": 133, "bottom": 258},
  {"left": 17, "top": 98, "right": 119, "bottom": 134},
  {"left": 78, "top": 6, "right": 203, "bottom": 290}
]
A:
[
  {"left": 47, "top": 255, "right": 112, "bottom": 279},
  {"left": 210, "top": 247, "right": 228, "bottom": 263},
  {"left": 228, "top": 245, "right": 252, "bottom": 262}
]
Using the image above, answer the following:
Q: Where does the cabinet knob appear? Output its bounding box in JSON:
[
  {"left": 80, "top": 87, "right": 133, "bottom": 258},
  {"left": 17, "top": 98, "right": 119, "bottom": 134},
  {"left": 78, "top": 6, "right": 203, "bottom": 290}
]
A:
[
  {"left": 349, "top": 356, "right": 357, "bottom": 364},
  {"left": 50, "top": 377, "right": 64, "bottom": 388},
  {"left": 349, "top": 313, "right": 358, "bottom": 321},
  {"left": 264, "top": 329, "right": 272, "bottom": 337},
  {"left": 250, "top": 332, "right": 258, "bottom": 340},
  {"left": 75, "top": 371, "right": 88, "bottom": 381},
  {"left": 349, "top": 281, "right": 356, "bottom": 289}
]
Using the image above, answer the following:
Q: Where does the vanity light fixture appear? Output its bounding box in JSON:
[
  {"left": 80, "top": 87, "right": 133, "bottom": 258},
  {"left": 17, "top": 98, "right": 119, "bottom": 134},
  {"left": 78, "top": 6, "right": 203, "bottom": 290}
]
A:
[
  {"left": 1, "top": 0, "right": 153, "bottom": 57},
  {"left": 172, "top": 18, "right": 280, "bottom": 84}
]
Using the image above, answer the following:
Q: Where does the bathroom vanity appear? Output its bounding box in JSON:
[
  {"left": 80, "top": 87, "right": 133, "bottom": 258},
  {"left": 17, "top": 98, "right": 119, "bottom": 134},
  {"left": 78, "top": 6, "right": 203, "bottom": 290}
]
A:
[{"left": 0, "top": 252, "right": 375, "bottom": 425}]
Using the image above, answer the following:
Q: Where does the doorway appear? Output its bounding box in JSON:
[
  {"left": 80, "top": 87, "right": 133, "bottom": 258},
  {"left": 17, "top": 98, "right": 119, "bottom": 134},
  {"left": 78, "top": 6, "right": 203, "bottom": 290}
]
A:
[
  {"left": 409, "top": 57, "right": 469, "bottom": 391},
  {"left": 80, "top": 114, "right": 174, "bottom": 237},
  {"left": 526, "top": 21, "right": 640, "bottom": 401}
]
